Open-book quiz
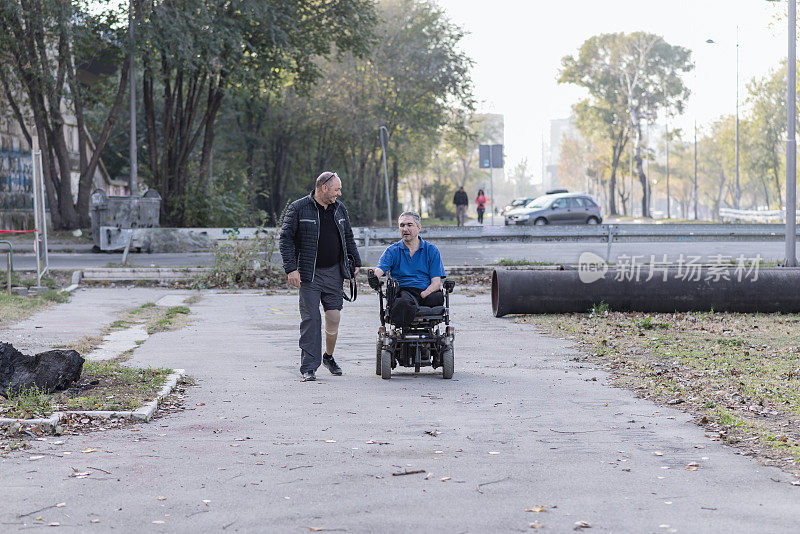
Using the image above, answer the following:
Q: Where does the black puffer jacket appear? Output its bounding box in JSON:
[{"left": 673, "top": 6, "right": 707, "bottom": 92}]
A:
[{"left": 279, "top": 192, "right": 361, "bottom": 283}]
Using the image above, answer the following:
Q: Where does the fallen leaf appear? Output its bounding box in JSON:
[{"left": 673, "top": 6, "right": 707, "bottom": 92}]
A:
[
  {"left": 152, "top": 520, "right": 165, "bottom": 524},
  {"left": 29, "top": 456, "right": 44, "bottom": 461},
  {"left": 82, "top": 449, "right": 98, "bottom": 454},
  {"left": 574, "top": 520, "right": 591, "bottom": 530},
  {"left": 157, "top": 496, "right": 166, "bottom": 501},
  {"left": 653, "top": 451, "right": 663, "bottom": 456},
  {"left": 56, "top": 503, "right": 66, "bottom": 508},
  {"left": 324, "top": 440, "right": 336, "bottom": 443},
  {"left": 530, "top": 523, "right": 545, "bottom": 529},
  {"left": 424, "top": 473, "right": 433, "bottom": 480},
  {"left": 488, "top": 451, "right": 500, "bottom": 455},
  {"left": 202, "top": 500, "right": 211, "bottom": 504},
  {"left": 440, "top": 477, "right": 451, "bottom": 482},
  {"left": 48, "top": 522, "right": 60, "bottom": 527},
  {"left": 685, "top": 462, "right": 700, "bottom": 471},
  {"left": 526, "top": 506, "right": 547, "bottom": 513}
]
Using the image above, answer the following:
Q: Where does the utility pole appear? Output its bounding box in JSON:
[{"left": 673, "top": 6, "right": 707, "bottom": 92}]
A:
[
  {"left": 665, "top": 121, "right": 670, "bottom": 219},
  {"left": 735, "top": 26, "right": 740, "bottom": 209},
  {"left": 379, "top": 126, "right": 392, "bottom": 227},
  {"left": 693, "top": 120, "right": 698, "bottom": 220},
  {"left": 128, "top": 0, "right": 138, "bottom": 197}
]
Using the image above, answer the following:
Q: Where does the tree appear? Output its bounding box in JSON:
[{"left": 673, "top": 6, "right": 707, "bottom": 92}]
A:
[
  {"left": 559, "top": 32, "right": 693, "bottom": 217},
  {"left": 0, "top": 0, "right": 130, "bottom": 229},
  {"left": 698, "top": 117, "right": 736, "bottom": 219},
  {"left": 744, "top": 63, "right": 787, "bottom": 208},
  {"left": 211, "top": 0, "right": 474, "bottom": 226},
  {"left": 133, "top": 0, "right": 376, "bottom": 225}
]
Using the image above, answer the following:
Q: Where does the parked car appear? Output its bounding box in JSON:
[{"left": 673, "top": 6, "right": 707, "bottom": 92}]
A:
[
  {"left": 504, "top": 193, "right": 603, "bottom": 226},
  {"left": 500, "top": 197, "right": 535, "bottom": 217}
]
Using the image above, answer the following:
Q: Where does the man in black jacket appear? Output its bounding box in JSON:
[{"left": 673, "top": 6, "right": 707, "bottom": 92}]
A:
[
  {"left": 279, "top": 172, "right": 362, "bottom": 381},
  {"left": 453, "top": 186, "right": 468, "bottom": 226}
]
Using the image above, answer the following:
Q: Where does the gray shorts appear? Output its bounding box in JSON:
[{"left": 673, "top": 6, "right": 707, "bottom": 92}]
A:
[{"left": 300, "top": 265, "right": 344, "bottom": 311}]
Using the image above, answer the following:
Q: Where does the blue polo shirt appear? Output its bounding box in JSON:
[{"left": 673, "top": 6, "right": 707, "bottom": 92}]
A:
[{"left": 377, "top": 238, "right": 446, "bottom": 289}]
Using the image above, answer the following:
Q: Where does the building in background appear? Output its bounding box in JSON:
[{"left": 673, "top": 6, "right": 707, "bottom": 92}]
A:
[
  {"left": 544, "top": 117, "right": 579, "bottom": 191},
  {"left": 0, "top": 100, "right": 126, "bottom": 229}
]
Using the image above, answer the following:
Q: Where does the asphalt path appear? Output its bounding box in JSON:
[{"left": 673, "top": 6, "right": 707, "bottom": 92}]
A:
[
  {"left": 9, "top": 241, "right": 790, "bottom": 271},
  {"left": 2, "top": 288, "right": 800, "bottom": 532}
]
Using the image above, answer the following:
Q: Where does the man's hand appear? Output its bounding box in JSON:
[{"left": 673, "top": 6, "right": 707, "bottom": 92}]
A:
[
  {"left": 287, "top": 270, "right": 301, "bottom": 288},
  {"left": 354, "top": 267, "right": 360, "bottom": 277}
]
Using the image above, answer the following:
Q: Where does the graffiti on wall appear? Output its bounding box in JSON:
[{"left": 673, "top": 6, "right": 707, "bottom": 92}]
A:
[{"left": 0, "top": 149, "right": 33, "bottom": 211}]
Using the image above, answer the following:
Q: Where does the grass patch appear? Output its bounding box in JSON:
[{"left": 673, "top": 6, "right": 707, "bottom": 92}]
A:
[
  {"left": 0, "top": 288, "right": 69, "bottom": 328},
  {"left": 51, "top": 361, "right": 172, "bottom": 412},
  {"left": 147, "top": 306, "right": 190, "bottom": 334},
  {"left": 0, "top": 362, "right": 173, "bottom": 417},
  {"left": 1, "top": 385, "right": 52, "bottom": 419},
  {"left": 523, "top": 311, "right": 800, "bottom": 474}
]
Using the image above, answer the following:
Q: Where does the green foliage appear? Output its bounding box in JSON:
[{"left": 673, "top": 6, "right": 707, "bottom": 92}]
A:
[
  {"left": 633, "top": 316, "right": 669, "bottom": 330},
  {"left": 195, "top": 229, "right": 283, "bottom": 289},
  {"left": 2, "top": 385, "right": 51, "bottom": 417},
  {"left": 589, "top": 301, "right": 610, "bottom": 314},
  {"left": 559, "top": 32, "right": 693, "bottom": 217},
  {"left": 134, "top": 0, "right": 378, "bottom": 226}
]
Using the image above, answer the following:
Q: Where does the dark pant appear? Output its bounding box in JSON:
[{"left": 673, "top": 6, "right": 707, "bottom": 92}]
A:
[
  {"left": 389, "top": 287, "right": 444, "bottom": 327},
  {"left": 298, "top": 265, "right": 344, "bottom": 373},
  {"left": 477, "top": 208, "right": 485, "bottom": 223}
]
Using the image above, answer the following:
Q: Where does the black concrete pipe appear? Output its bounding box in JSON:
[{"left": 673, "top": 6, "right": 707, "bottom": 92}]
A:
[{"left": 492, "top": 267, "right": 800, "bottom": 317}]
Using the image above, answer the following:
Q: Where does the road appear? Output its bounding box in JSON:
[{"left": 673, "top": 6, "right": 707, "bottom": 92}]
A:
[
  {"left": 1, "top": 289, "right": 799, "bottom": 532},
  {"left": 9, "top": 241, "right": 789, "bottom": 271}
]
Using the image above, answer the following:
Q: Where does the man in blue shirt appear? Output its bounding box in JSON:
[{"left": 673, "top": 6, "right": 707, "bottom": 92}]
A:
[{"left": 369, "top": 211, "right": 446, "bottom": 326}]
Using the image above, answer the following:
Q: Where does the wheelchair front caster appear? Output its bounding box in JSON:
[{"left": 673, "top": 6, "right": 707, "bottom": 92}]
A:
[
  {"left": 376, "top": 329, "right": 385, "bottom": 376},
  {"left": 381, "top": 348, "right": 392, "bottom": 379}
]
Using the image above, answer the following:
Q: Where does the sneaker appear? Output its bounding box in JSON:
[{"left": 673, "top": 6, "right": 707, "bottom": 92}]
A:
[
  {"left": 322, "top": 354, "right": 342, "bottom": 376},
  {"left": 301, "top": 370, "right": 316, "bottom": 382}
]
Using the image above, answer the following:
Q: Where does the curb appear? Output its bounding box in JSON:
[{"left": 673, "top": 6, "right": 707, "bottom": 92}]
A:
[{"left": 0, "top": 369, "right": 185, "bottom": 432}]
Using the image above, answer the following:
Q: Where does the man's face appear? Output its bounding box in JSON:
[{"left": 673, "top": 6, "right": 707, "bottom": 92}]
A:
[
  {"left": 398, "top": 216, "right": 421, "bottom": 244},
  {"left": 320, "top": 177, "right": 342, "bottom": 205}
]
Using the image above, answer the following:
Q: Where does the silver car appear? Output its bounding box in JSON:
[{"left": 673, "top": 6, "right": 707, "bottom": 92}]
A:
[{"left": 504, "top": 193, "right": 603, "bottom": 226}]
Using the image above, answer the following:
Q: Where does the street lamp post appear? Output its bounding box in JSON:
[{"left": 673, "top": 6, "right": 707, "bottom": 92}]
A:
[
  {"left": 735, "top": 27, "right": 740, "bottom": 209},
  {"left": 704, "top": 36, "right": 740, "bottom": 210},
  {"left": 786, "top": 0, "right": 797, "bottom": 266},
  {"left": 693, "top": 120, "right": 698, "bottom": 220}
]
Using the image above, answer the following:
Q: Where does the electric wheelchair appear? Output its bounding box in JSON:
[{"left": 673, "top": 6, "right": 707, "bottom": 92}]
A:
[{"left": 368, "top": 271, "right": 455, "bottom": 379}]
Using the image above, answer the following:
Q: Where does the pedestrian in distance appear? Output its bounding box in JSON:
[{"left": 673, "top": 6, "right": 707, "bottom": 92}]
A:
[
  {"left": 475, "top": 189, "right": 487, "bottom": 225},
  {"left": 279, "top": 171, "right": 362, "bottom": 382},
  {"left": 453, "top": 186, "right": 468, "bottom": 226}
]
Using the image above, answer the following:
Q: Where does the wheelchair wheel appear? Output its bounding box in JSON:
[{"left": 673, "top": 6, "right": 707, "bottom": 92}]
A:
[
  {"left": 381, "top": 348, "right": 392, "bottom": 379},
  {"left": 375, "top": 338, "right": 383, "bottom": 376},
  {"left": 442, "top": 340, "right": 454, "bottom": 379}
]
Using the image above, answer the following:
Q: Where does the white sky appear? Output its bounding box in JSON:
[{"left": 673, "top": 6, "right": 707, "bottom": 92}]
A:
[{"left": 435, "top": 0, "right": 789, "bottom": 180}]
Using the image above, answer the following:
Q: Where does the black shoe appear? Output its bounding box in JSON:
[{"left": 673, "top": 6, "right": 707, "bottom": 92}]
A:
[
  {"left": 301, "top": 370, "right": 316, "bottom": 382},
  {"left": 322, "top": 354, "right": 342, "bottom": 376}
]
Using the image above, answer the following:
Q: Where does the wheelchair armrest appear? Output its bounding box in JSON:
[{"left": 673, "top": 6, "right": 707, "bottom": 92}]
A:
[{"left": 443, "top": 279, "right": 455, "bottom": 293}]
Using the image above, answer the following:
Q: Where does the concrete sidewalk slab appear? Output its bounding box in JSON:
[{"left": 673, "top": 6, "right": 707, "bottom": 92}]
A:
[
  {"left": 0, "top": 288, "right": 176, "bottom": 355},
  {"left": 0, "top": 291, "right": 799, "bottom": 532},
  {"left": 86, "top": 324, "right": 148, "bottom": 361}
]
